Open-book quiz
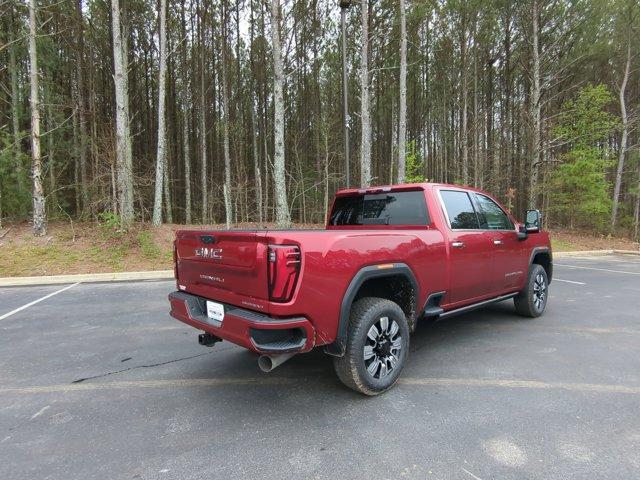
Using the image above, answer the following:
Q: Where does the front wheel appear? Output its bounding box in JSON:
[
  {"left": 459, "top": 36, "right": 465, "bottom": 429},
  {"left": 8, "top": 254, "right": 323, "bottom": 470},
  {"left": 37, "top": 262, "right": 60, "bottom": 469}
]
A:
[
  {"left": 333, "top": 297, "right": 410, "bottom": 396},
  {"left": 514, "top": 264, "right": 549, "bottom": 317}
]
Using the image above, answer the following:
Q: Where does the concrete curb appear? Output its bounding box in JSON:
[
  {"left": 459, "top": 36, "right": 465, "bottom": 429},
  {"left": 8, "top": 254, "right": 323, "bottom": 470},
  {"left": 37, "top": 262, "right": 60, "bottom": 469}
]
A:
[
  {"left": 554, "top": 250, "right": 614, "bottom": 257},
  {"left": 554, "top": 249, "right": 640, "bottom": 258},
  {"left": 612, "top": 249, "right": 640, "bottom": 255},
  {"left": 1, "top": 249, "right": 639, "bottom": 287},
  {"left": 0, "top": 270, "right": 174, "bottom": 287}
]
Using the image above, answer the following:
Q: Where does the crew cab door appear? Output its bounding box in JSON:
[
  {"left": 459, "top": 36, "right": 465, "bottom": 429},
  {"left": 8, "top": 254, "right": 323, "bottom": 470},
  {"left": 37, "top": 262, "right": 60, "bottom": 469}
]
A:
[
  {"left": 438, "top": 189, "right": 494, "bottom": 304},
  {"left": 471, "top": 193, "right": 526, "bottom": 292}
]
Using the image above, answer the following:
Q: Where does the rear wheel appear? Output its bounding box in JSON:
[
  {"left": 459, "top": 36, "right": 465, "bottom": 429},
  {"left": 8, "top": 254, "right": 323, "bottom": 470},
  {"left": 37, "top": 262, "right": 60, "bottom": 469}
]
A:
[
  {"left": 514, "top": 264, "right": 548, "bottom": 317},
  {"left": 333, "top": 297, "right": 410, "bottom": 396}
]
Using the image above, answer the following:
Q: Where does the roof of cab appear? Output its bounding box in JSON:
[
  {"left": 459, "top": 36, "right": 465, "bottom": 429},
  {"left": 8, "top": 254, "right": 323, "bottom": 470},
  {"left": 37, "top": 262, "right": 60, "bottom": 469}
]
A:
[{"left": 335, "top": 182, "right": 487, "bottom": 196}]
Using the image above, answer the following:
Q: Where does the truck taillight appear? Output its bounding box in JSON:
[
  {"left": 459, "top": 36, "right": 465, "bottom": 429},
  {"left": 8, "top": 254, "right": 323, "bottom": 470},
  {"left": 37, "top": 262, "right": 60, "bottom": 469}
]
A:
[{"left": 267, "top": 245, "right": 301, "bottom": 302}]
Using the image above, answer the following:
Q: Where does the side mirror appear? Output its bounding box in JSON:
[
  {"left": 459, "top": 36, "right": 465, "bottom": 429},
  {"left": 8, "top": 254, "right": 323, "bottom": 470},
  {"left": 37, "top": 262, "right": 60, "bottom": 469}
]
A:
[
  {"left": 517, "top": 224, "right": 528, "bottom": 241},
  {"left": 525, "top": 209, "right": 541, "bottom": 233}
]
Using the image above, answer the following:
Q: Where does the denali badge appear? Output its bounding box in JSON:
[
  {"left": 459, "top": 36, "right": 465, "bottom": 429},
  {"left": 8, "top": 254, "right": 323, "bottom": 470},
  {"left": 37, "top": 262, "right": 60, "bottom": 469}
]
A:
[
  {"left": 195, "top": 247, "right": 223, "bottom": 260},
  {"left": 200, "top": 274, "right": 224, "bottom": 283}
]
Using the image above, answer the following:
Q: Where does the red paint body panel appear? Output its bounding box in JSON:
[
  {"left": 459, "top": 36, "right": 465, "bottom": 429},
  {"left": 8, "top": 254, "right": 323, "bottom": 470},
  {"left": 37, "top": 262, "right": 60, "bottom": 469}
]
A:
[{"left": 169, "top": 183, "right": 552, "bottom": 353}]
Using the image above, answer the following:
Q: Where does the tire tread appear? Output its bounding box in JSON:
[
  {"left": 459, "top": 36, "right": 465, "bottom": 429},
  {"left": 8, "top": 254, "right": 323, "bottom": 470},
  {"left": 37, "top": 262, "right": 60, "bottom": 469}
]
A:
[
  {"left": 333, "top": 297, "right": 408, "bottom": 396},
  {"left": 514, "top": 264, "right": 548, "bottom": 318}
]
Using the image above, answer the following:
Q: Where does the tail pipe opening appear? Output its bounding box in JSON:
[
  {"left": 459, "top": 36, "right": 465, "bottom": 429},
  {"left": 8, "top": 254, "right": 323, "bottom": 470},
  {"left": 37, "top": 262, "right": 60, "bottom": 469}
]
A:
[{"left": 258, "top": 352, "right": 296, "bottom": 372}]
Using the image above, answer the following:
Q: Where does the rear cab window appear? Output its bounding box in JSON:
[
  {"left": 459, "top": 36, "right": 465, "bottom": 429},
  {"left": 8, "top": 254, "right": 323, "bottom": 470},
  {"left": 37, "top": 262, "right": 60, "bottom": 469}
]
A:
[{"left": 329, "top": 190, "right": 430, "bottom": 226}]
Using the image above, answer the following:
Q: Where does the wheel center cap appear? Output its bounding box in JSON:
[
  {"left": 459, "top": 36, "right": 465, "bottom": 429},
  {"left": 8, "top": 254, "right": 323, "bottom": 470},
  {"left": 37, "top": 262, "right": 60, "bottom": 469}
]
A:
[{"left": 377, "top": 339, "right": 391, "bottom": 357}]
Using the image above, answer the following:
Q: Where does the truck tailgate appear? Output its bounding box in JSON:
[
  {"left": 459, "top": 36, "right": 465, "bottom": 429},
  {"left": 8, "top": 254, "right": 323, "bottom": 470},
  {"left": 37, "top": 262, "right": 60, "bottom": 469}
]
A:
[{"left": 175, "top": 230, "right": 269, "bottom": 303}]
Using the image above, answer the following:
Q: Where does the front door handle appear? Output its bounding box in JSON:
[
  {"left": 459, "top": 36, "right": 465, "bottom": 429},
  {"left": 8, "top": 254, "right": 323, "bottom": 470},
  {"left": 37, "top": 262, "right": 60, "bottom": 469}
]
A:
[
  {"left": 493, "top": 239, "right": 503, "bottom": 245},
  {"left": 452, "top": 241, "right": 465, "bottom": 248}
]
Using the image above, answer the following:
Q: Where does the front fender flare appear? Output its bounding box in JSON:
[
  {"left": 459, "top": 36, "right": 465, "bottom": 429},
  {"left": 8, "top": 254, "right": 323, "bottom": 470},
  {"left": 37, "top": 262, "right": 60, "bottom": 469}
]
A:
[{"left": 529, "top": 246, "right": 553, "bottom": 283}]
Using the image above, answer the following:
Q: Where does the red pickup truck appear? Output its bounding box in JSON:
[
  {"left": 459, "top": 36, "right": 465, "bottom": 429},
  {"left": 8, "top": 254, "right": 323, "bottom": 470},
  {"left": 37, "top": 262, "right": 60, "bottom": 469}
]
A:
[{"left": 169, "top": 183, "right": 552, "bottom": 395}]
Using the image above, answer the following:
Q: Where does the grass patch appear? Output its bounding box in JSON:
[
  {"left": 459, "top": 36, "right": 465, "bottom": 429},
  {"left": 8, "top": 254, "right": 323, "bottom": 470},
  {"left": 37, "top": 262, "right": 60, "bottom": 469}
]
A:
[
  {"left": 551, "top": 237, "right": 576, "bottom": 252},
  {"left": 89, "top": 244, "right": 129, "bottom": 271},
  {"left": 137, "top": 231, "right": 163, "bottom": 260},
  {"left": 0, "top": 245, "right": 81, "bottom": 276}
]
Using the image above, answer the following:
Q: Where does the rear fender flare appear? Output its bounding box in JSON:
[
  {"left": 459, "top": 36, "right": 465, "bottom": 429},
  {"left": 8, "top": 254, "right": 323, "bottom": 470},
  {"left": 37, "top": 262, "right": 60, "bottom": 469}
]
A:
[{"left": 324, "top": 263, "right": 418, "bottom": 357}]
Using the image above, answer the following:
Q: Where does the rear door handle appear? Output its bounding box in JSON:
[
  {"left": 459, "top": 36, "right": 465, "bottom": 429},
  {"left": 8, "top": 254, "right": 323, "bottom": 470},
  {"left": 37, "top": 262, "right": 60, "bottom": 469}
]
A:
[
  {"left": 493, "top": 239, "right": 503, "bottom": 245},
  {"left": 451, "top": 241, "right": 465, "bottom": 248}
]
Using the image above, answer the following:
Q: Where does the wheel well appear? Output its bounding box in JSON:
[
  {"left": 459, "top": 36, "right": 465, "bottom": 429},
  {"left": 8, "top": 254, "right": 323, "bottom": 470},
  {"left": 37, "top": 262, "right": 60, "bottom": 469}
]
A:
[
  {"left": 532, "top": 251, "right": 553, "bottom": 282},
  {"left": 352, "top": 274, "right": 417, "bottom": 329}
]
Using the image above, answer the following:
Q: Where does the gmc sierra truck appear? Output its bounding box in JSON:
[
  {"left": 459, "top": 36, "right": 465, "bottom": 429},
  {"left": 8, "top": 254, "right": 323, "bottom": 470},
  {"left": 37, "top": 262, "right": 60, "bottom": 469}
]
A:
[{"left": 169, "top": 183, "right": 552, "bottom": 395}]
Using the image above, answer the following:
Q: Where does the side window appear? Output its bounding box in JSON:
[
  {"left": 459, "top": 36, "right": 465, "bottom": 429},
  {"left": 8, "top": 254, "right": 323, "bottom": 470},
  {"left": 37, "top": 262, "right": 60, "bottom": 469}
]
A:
[
  {"left": 474, "top": 194, "right": 514, "bottom": 230},
  {"left": 440, "top": 190, "right": 480, "bottom": 229}
]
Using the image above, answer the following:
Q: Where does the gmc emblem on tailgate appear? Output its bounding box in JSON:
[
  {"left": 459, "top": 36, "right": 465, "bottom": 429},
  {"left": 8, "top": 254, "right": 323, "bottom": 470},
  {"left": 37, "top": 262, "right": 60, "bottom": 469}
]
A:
[{"left": 195, "top": 247, "right": 223, "bottom": 260}]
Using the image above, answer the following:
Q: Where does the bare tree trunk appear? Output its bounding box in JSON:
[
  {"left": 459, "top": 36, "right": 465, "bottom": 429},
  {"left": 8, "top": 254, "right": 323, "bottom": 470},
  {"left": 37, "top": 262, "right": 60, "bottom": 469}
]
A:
[
  {"left": 634, "top": 163, "right": 640, "bottom": 241},
  {"left": 163, "top": 161, "right": 173, "bottom": 223},
  {"left": 152, "top": 0, "right": 168, "bottom": 227},
  {"left": 473, "top": 39, "right": 480, "bottom": 187},
  {"left": 9, "top": 3, "right": 23, "bottom": 186},
  {"left": 72, "top": 109, "right": 79, "bottom": 212},
  {"left": 221, "top": 3, "right": 232, "bottom": 229},
  {"left": 270, "top": 0, "right": 291, "bottom": 227},
  {"left": 182, "top": 111, "right": 192, "bottom": 223},
  {"left": 180, "top": 0, "right": 192, "bottom": 224},
  {"left": 359, "top": 0, "right": 372, "bottom": 187},
  {"left": 75, "top": 0, "right": 89, "bottom": 213},
  {"left": 28, "top": 0, "right": 46, "bottom": 236},
  {"left": 251, "top": 100, "right": 263, "bottom": 223},
  {"left": 529, "top": 0, "right": 541, "bottom": 208},
  {"left": 110, "top": 162, "right": 116, "bottom": 213},
  {"left": 199, "top": 4, "right": 208, "bottom": 223},
  {"left": 47, "top": 102, "right": 57, "bottom": 210},
  {"left": 397, "top": 0, "right": 407, "bottom": 183},
  {"left": 391, "top": 100, "right": 396, "bottom": 183},
  {"left": 263, "top": 123, "right": 270, "bottom": 221},
  {"left": 460, "top": 16, "right": 469, "bottom": 185},
  {"left": 250, "top": 1, "right": 263, "bottom": 224},
  {"left": 611, "top": 38, "right": 631, "bottom": 233},
  {"left": 111, "top": 0, "right": 134, "bottom": 225},
  {"left": 324, "top": 130, "right": 329, "bottom": 221},
  {"left": 121, "top": 2, "right": 134, "bottom": 221}
]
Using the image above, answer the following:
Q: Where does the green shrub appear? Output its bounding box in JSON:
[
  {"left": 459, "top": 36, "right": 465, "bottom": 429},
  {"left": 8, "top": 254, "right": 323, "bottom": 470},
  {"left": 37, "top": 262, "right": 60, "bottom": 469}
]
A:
[
  {"left": 0, "top": 128, "right": 30, "bottom": 221},
  {"left": 404, "top": 141, "right": 426, "bottom": 183},
  {"left": 549, "top": 85, "right": 619, "bottom": 231},
  {"left": 137, "top": 231, "right": 162, "bottom": 259}
]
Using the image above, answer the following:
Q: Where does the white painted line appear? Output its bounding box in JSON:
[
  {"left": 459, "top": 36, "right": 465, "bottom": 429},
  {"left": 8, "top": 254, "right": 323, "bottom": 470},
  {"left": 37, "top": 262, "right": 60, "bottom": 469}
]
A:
[
  {"left": 554, "top": 278, "right": 586, "bottom": 285},
  {"left": 399, "top": 377, "right": 640, "bottom": 394},
  {"left": 1, "top": 376, "right": 640, "bottom": 396},
  {"left": 462, "top": 468, "right": 484, "bottom": 480},
  {"left": 30, "top": 405, "right": 50, "bottom": 420},
  {"left": 0, "top": 282, "right": 80, "bottom": 321},
  {"left": 555, "top": 264, "right": 640, "bottom": 276}
]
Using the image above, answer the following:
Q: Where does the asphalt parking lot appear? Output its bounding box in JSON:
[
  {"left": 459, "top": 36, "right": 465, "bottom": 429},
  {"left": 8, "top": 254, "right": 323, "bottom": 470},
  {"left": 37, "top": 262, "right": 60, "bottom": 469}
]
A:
[{"left": 1, "top": 254, "right": 639, "bottom": 480}]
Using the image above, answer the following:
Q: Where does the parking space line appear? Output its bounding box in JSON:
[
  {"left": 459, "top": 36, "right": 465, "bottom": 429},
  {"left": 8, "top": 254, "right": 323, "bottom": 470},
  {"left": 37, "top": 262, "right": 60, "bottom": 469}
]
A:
[
  {"left": 0, "top": 282, "right": 80, "bottom": 321},
  {"left": 562, "top": 327, "right": 640, "bottom": 335},
  {"left": 1, "top": 376, "right": 639, "bottom": 396},
  {"left": 399, "top": 377, "right": 640, "bottom": 394},
  {"left": 462, "top": 468, "right": 484, "bottom": 480},
  {"left": 0, "top": 377, "right": 293, "bottom": 395},
  {"left": 554, "top": 278, "right": 586, "bottom": 285},
  {"left": 555, "top": 264, "right": 640, "bottom": 275}
]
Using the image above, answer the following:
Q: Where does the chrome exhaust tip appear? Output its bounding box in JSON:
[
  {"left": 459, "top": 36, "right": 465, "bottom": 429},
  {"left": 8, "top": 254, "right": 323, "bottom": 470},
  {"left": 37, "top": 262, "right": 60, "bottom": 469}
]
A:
[{"left": 258, "top": 352, "right": 295, "bottom": 372}]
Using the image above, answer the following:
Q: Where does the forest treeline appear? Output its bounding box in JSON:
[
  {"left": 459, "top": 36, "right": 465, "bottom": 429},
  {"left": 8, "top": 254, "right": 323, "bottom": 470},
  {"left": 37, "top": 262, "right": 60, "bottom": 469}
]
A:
[{"left": 0, "top": 0, "right": 639, "bottom": 237}]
